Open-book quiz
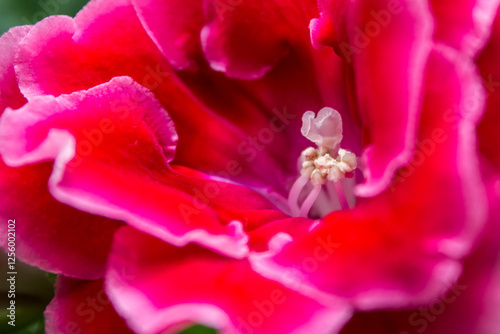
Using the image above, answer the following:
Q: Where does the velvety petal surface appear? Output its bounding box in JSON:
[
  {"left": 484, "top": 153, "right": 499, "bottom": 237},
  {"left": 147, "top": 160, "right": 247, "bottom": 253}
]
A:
[
  {"left": 175, "top": 47, "right": 357, "bottom": 199},
  {"left": 131, "top": 0, "right": 359, "bottom": 199},
  {"left": 201, "top": 0, "right": 319, "bottom": 79},
  {"left": 0, "top": 24, "right": 123, "bottom": 280},
  {"left": 106, "top": 226, "right": 351, "bottom": 334},
  {"left": 247, "top": 217, "right": 313, "bottom": 252},
  {"left": 0, "top": 25, "right": 30, "bottom": 112},
  {"left": 313, "top": 0, "right": 434, "bottom": 197},
  {"left": 250, "top": 47, "right": 487, "bottom": 310},
  {"left": 429, "top": 0, "right": 500, "bottom": 56},
  {"left": 0, "top": 161, "right": 124, "bottom": 280},
  {"left": 340, "top": 176, "right": 500, "bottom": 334},
  {"left": 0, "top": 77, "right": 281, "bottom": 258},
  {"left": 45, "top": 276, "right": 133, "bottom": 334},
  {"left": 13, "top": 0, "right": 293, "bottom": 194},
  {"left": 131, "top": 0, "right": 204, "bottom": 70}
]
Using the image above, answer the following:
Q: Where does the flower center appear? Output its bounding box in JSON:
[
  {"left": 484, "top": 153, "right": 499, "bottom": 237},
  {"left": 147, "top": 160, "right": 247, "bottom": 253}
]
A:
[{"left": 288, "top": 107, "right": 358, "bottom": 217}]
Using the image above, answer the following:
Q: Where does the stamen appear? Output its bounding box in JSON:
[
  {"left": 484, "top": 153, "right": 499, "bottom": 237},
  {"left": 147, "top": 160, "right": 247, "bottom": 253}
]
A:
[
  {"left": 315, "top": 186, "right": 339, "bottom": 216},
  {"left": 288, "top": 107, "right": 358, "bottom": 218},
  {"left": 288, "top": 175, "right": 309, "bottom": 217},
  {"left": 326, "top": 181, "right": 342, "bottom": 210},
  {"left": 299, "top": 185, "right": 322, "bottom": 217},
  {"left": 334, "top": 180, "right": 349, "bottom": 210},
  {"left": 342, "top": 178, "right": 356, "bottom": 208}
]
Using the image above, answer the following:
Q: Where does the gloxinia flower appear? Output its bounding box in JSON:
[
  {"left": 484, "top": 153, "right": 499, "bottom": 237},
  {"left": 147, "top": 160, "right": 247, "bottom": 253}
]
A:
[{"left": 0, "top": 0, "right": 499, "bottom": 333}]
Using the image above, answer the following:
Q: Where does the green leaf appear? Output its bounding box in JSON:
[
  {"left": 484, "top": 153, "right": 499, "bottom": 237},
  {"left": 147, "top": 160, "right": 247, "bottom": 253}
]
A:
[
  {"left": 2, "top": 315, "right": 45, "bottom": 334},
  {"left": 179, "top": 325, "right": 218, "bottom": 334},
  {"left": 1, "top": 253, "right": 54, "bottom": 333}
]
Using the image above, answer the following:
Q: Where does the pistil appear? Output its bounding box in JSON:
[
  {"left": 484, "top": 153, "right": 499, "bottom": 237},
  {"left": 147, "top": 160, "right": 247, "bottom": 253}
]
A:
[{"left": 288, "top": 107, "right": 358, "bottom": 218}]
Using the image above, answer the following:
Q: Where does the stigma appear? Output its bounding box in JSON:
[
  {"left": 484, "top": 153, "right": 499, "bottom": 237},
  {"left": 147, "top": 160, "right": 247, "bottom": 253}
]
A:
[{"left": 288, "top": 107, "right": 358, "bottom": 218}]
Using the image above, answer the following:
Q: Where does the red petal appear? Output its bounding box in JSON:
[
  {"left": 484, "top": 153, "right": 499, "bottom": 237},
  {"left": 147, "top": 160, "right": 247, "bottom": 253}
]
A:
[
  {"left": 0, "top": 162, "right": 123, "bottom": 279},
  {"left": 314, "top": 0, "right": 434, "bottom": 197},
  {"left": 201, "top": 0, "right": 318, "bottom": 79},
  {"left": 429, "top": 0, "right": 500, "bottom": 56},
  {"left": 106, "top": 226, "right": 351, "bottom": 334},
  {"left": 13, "top": 0, "right": 302, "bottom": 195},
  {"left": 0, "top": 77, "right": 278, "bottom": 258},
  {"left": 131, "top": 0, "right": 204, "bottom": 70},
  {"left": 45, "top": 276, "right": 133, "bottom": 334},
  {"left": 340, "top": 176, "right": 500, "bottom": 334},
  {"left": 477, "top": 6, "right": 500, "bottom": 171},
  {"left": 0, "top": 26, "right": 30, "bottom": 112},
  {"left": 250, "top": 48, "right": 488, "bottom": 310}
]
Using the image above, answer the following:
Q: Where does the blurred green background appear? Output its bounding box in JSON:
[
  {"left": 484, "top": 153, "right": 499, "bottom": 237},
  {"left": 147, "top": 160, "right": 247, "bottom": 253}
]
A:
[
  {"left": 0, "top": 1, "right": 216, "bottom": 333},
  {"left": 0, "top": 0, "right": 89, "bottom": 34}
]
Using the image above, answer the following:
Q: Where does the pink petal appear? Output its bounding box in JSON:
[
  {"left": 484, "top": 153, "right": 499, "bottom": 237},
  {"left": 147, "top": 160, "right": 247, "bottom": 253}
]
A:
[
  {"left": 45, "top": 276, "right": 133, "bottom": 334},
  {"left": 0, "top": 25, "right": 30, "bottom": 112},
  {"left": 131, "top": 0, "right": 204, "bottom": 70},
  {"left": 0, "top": 77, "right": 278, "bottom": 258},
  {"left": 0, "top": 162, "right": 123, "bottom": 279},
  {"left": 129, "top": 0, "right": 360, "bottom": 195},
  {"left": 1, "top": 28, "right": 123, "bottom": 278},
  {"left": 175, "top": 47, "right": 358, "bottom": 197},
  {"left": 314, "top": 0, "right": 434, "bottom": 197},
  {"left": 250, "top": 47, "right": 488, "bottom": 310},
  {"left": 429, "top": 0, "right": 500, "bottom": 57},
  {"left": 13, "top": 0, "right": 302, "bottom": 196},
  {"left": 106, "top": 226, "right": 352, "bottom": 334},
  {"left": 202, "top": 0, "right": 320, "bottom": 79},
  {"left": 340, "top": 176, "right": 500, "bottom": 334},
  {"left": 247, "top": 217, "right": 314, "bottom": 252}
]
